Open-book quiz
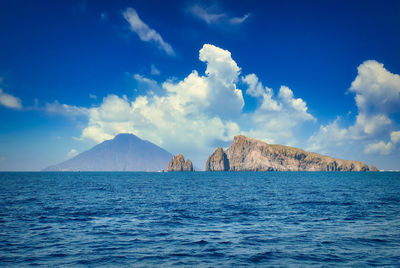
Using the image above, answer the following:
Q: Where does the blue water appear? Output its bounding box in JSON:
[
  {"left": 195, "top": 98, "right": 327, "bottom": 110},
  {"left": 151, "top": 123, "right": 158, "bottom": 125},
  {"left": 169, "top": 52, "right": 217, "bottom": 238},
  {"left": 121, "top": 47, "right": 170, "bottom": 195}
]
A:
[{"left": 0, "top": 172, "right": 399, "bottom": 267}]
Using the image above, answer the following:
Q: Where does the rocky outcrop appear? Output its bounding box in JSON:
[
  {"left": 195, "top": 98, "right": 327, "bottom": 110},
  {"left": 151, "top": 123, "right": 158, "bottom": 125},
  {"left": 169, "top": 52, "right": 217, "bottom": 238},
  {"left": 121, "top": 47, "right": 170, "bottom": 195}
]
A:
[
  {"left": 206, "top": 135, "right": 370, "bottom": 171},
  {"left": 205, "top": 147, "right": 230, "bottom": 171},
  {"left": 167, "top": 154, "right": 194, "bottom": 171},
  {"left": 370, "top": 164, "right": 379, "bottom": 171}
]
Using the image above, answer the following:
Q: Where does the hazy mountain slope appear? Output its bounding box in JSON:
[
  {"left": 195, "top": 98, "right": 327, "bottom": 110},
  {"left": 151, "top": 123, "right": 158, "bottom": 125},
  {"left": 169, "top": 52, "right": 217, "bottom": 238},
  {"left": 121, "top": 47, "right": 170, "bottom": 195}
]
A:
[{"left": 43, "top": 133, "right": 173, "bottom": 171}]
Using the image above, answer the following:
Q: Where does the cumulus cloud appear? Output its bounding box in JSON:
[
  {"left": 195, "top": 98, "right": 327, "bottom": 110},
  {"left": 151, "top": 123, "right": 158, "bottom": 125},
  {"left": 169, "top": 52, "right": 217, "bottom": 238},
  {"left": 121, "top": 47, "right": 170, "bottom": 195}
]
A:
[
  {"left": 308, "top": 60, "right": 400, "bottom": 156},
  {"left": 81, "top": 44, "right": 247, "bottom": 163},
  {"left": 241, "top": 74, "right": 315, "bottom": 144},
  {"left": 391, "top": 131, "right": 400, "bottom": 144},
  {"left": 78, "top": 44, "right": 314, "bottom": 166},
  {"left": 123, "top": 7, "right": 175, "bottom": 56},
  {"left": 364, "top": 131, "right": 400, "bottom": 155},
  {"left": 0, "top": 88, "right": 22, "bottom": 110},
  {"left": 350, "top": 60, "right": 400, "bottom": 115},
  {"left": 365, "top": 141, "right": 393, "bottom": 155},
  {"left": 187, "top": 4, "right": 250, "bottom": 25}
]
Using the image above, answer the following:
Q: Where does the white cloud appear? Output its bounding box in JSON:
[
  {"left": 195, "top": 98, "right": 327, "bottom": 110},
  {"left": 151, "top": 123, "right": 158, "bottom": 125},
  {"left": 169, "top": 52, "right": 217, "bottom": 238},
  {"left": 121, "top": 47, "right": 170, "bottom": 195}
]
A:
[
  {"left": 308, "top": 60, "right": 400, "bottom": 156},
  {"left": 45, "top": 101, "right": 88, "bottom": 117},
  {"left": 365, "top": 141, "right": 393, "bottom": 155},
  {"left": 241, "top": 74, "right": 315, "bottom": 145},
  {"left": 78, "top": 44, "right": 315, "bottom": 167},
  {"left": 89, "top": 94, "right": 97, "bottom": 99},
  {"left": 278, "top": 86, "right": 315, "bottom": 120},
  {"left": 123, "top": 7, "right": 175, "bottom": 56},
  {"left": 350, "top": 60, "right": 400, "bottom": 115},
  {"left": 241, "top": 74, "right": 315, "bottom": 123},
  {"left": 364, "top": 131, "right": 400, "bottom": 155},
  {"left": 242, "top": 73, "right": 264, "bottom": 98},
  {"left": 81, "top": 44, "right": 247, "bottom": 164},
  {"left": 308, "top": 118, "right": 349, "bottom": 153},
  {"left": 0, "top": 88, "right": 22, "bottom": 110},
  {"left": 67, "top": 149, "right": 79, "bottom": 158},
  {"left": 391, "top": 131, "right": 400, "bottom": 144},
  {"left": 229, "top": 13, "right": 250, "bottom": 24}
]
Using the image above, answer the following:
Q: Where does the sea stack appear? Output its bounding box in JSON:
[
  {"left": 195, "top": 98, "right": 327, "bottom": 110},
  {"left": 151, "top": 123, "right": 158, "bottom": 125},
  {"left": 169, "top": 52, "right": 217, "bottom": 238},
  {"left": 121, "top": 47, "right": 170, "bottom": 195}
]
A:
[
  {"left": 167, "top": 154, "right": 194, "bottom": 171},
  {"left": 205, "top": 135, "right": 370, "bottom": 171},
  {"left": 205, "top": 147, "right": 230, "bottom": 171},
  {"left": 370, "top": 164, "right": 379, "bottom": 171}
]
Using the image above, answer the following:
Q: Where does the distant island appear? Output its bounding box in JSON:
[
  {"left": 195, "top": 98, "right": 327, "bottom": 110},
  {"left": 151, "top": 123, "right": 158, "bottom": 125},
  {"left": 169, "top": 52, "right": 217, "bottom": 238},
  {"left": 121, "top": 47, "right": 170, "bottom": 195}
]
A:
[
  {"left": 206, "top": 135, "right": 375, "bottom": 171},
  {"left": 43, "top": 133, "right": 172, "bottom": 171},
  {"left": 43, "top": 133, "right": 377, "bottom": 172}
]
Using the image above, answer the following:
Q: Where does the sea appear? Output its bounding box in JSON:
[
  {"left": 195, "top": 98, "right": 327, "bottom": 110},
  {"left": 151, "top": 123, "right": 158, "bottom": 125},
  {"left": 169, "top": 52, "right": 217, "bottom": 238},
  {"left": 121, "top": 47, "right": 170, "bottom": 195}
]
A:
[{"left": 0, "top": 172, "right": 399, "bottom": 267}]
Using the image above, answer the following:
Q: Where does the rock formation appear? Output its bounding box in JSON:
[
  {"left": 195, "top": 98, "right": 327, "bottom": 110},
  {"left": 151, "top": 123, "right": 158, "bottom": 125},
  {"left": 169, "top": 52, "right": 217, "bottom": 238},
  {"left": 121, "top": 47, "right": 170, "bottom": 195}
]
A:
[
  {"left": 205, "top": 147, "right": 230, "bottom": 171},
  {"left": 370, "top": 164, "right": 379, "bottom": 171},
  {"left": 167, "top": 154, "right": 194, "bottom": 171},
  {"left": 206, "top": 135, "right": 370, "bottom": 171}
]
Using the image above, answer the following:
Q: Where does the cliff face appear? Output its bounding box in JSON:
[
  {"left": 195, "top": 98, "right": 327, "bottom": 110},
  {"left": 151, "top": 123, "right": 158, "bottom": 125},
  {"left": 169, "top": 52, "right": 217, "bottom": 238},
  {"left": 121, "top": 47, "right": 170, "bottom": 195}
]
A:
[
  {"left": 205, "top": 147, "right": 230, "bottom": 171},
  {"left": 206, "top": 135, "right": 370, "bottom": 171},
  {"left": 167, "top": 154, "right": 194, "bottom": 171}
]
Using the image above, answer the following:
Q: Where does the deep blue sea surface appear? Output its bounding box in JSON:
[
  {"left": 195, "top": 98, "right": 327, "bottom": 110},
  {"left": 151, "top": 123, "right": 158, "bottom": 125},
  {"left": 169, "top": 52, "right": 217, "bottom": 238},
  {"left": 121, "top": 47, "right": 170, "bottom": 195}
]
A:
[{"left": 0, "top": 172, "right": 399, "bottom": 267}]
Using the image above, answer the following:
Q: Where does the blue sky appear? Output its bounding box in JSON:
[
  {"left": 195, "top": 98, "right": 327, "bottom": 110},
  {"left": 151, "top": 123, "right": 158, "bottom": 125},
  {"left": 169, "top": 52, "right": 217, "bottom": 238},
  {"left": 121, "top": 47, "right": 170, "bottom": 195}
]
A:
[{"left": 0, "top": 0, "right": 400, "bottom": 170}]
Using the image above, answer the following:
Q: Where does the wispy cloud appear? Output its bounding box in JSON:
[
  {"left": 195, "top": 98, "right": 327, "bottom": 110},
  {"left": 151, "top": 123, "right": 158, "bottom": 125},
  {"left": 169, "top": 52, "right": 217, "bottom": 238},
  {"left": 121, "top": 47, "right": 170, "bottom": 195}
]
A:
[
  {"left": 123, "top": 7, "right": 175, "bottom": 56},
  {"left": 229, "top": 13, "right": 250, "bottom": 24},
  {"left": 0, "top": 88, "right": 22, "bottom": 110},
  {"left": 151, "top": 64, "right": 161, "bottom": 75},
  {"left": 188, "top": 4, "right": 226, "bottom": 24},
  {"left": 187, "top": 4, "right": 250, "bottom": 26},
  {"left": 45, "top": 101, "right": 88, "bottom": 117}
]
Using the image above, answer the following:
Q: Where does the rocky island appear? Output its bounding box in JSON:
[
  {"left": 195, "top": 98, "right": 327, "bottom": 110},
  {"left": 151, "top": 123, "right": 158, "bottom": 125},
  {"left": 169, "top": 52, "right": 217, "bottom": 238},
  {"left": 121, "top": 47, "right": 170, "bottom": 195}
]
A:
[
  {"left": 167, "top": 154, "right": 194, "bottom": 171},
  {"left": 206, "top": 135, "right": 374, "bottom": 171}
]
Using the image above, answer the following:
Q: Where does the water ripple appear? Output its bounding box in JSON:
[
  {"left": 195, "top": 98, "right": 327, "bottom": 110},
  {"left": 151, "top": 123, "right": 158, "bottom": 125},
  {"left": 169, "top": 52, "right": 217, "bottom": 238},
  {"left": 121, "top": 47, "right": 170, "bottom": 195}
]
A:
[{"left": 0, "top": 171, "right": 399, "bottom": 266}]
